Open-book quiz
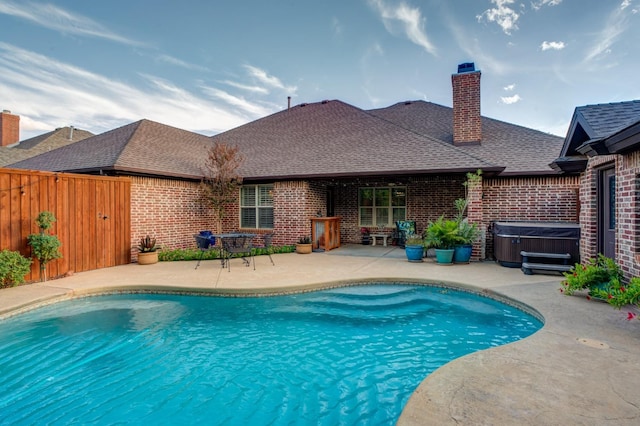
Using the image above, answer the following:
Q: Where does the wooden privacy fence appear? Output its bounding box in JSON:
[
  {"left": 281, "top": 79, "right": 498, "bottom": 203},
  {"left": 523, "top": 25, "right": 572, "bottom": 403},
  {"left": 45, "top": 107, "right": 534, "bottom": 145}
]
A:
[{"left": 0, "top": 168, "right": 131, "bottom": 282}]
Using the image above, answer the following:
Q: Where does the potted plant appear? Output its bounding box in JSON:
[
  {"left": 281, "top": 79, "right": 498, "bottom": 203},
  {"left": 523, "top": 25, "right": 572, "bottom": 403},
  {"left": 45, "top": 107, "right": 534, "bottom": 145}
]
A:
[
  {"left": 295, "top": 236, "right": 312, "bottom": 254},
  {"left": 452, "top": 172, "right": 483, "bottom": 263},
  {"left": 454, "top": 219, "right": 482, "bottom": 263},
  {"left": 560, "top": 254, "right": 622, "bottom": 298},
  {"left": 27, "top": 211, "right": 62, "bottom": 281},
  {"left": 404, "top": 234, "right": 424, "bottom": 262},
  {"left": 424, "top": 216, "right": 460, "bottom": 264},
  {"left": 360, "top": 227, "right": 371, "bottom": 245},
  {"left": 137, "top": 235, "right": 159, "bottom": 265}
]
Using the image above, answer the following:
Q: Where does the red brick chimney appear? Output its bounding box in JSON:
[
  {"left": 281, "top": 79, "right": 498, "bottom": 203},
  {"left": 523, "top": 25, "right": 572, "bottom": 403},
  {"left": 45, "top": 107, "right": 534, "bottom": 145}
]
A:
[
  {"left": 0, "top": 110, "right": 20, "bottom": 147},
  {"left": 452, "top": 63, "right": 481, "bottom": 145}
]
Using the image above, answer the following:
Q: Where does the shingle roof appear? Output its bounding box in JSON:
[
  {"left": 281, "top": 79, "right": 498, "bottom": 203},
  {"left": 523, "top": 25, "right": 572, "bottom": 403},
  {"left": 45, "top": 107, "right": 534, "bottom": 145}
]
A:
[
  {"left": 214, "top": 100, "right": 501, "bottom": 180},
  {"left": 0, "top": 126, "right": 93, "bottom": 167},
  {"left": 558, "top": 99, "right": 640, "bottom": 158},
  {"left": 576, "top": 100, "right": 640, "bottom": 138},
  {"left": 8, "top": 99, "right": 565, "bottom": 180},
  {"left": 369, "top": 101, "right": 564, "bottom": 175},
  {"left": 8, "top": 120, "right": 214, "bottom": 178}
]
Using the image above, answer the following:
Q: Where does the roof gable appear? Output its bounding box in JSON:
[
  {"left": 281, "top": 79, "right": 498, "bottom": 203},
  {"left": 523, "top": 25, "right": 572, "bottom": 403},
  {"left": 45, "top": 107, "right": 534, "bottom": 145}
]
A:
[{"left": 560, "top": 100, "right": 640, "bottom": 157}]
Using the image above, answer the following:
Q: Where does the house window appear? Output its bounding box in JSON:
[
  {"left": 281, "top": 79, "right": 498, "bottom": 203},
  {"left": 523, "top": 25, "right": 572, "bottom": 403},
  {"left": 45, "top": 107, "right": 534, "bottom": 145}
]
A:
[
  {"left": 240, "top": 185, "right": 274, "bottom": 229},
  {"left": 359, "top": 187, "right": 406, "bottom": 227}
]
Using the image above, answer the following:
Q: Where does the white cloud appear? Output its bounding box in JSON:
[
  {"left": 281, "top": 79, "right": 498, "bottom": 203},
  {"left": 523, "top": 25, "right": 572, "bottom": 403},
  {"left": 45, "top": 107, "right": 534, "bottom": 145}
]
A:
[
  {"left": 368, "top": 0, "right": 436, "bottom": 55},
  {"left": 477, "top": 0, "right": 520, "bottom": 35},
  {"left": 200, "top": 86, "right": 273, "bottom": 117},
  {"left": 243, "top": 65, "right": 298, "bottom": 93},
  {"left": 219, "top": 80, "right": 269, "bottom": 95},
  {"left": 156, "top": 55, "right": 209, "bottom": 72},
  {"left": 500, "top": 94, "right": 522, "bottom": 104},
  {"left": 0, "top": 1, "right": 145, "bottom": 47},
  {"left": 541, "top": 41, "right": 566, "bottom": 51},
  {"left": 583, "top": 1, "right": 634, "bottom": 63},
  {"left": 531, "top": 0, "right": 563, "bottom": 10},
  {"left": 504, "top": 84, "right": 516, "bottom": 91},
  {"left": 331, "top": 17, "right": 343, "bottom": 36},
  {"left": 0, "top": 43, "right": 287, "bottom": 138}
]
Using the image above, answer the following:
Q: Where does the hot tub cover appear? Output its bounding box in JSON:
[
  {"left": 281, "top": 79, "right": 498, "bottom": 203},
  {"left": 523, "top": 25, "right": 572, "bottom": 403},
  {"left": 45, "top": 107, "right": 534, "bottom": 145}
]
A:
[{"left": 493, "top": 221, "right": 580, "bottom": 239}]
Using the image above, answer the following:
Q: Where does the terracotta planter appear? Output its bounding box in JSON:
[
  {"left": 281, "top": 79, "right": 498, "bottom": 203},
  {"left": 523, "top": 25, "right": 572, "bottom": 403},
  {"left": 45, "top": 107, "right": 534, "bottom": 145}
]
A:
[
  {"left": 137, "top": 251, "right": 158, "bottom": 265},
  {"left": 296, "top": 243, "right": 312, "bottom": 254}
]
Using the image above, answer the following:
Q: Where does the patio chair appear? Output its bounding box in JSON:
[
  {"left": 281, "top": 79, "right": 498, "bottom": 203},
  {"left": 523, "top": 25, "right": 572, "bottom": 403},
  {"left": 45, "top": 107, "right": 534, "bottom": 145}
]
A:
[
  {"left": 252, "top": 233, "right": 275, "bottom": 267},
  {"left": 194, "top": 233, "right": 216, "bottom": 269},
  {"left": 394, "top": 220, "right": 416, "bottom": 248}
]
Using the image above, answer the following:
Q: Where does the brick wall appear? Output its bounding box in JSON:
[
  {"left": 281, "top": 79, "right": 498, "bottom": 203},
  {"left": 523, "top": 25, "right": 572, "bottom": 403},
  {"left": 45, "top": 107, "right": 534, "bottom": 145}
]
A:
[
  {"left": 130, "top": 176, "right": 215, "bottom": 259},
  {"left": 578, "top": 156, "right": 614, "bottom": 263},
  {"left": 452, "top": 71, "right": 481, "bottom": 144},
  {"left": 0, "top": 111, "right": 20, "bottom": 147},
  {"left": 618, "top": 151, "right": 640, "bottom": 279},
  {"left": 581, "top": 153, "right": 640, "bottom": 280},
  {"left": 483, "top": 176, "right": 580, "bottom": 259},
  {"left": 271, "top": 180, "right": 324, "bottom": 245},
  {"left": 329, "top": 176, "right": 466, "bottom": 244},
  {"left": 129, "top": 174, "right": 582, "bottom": 263}
]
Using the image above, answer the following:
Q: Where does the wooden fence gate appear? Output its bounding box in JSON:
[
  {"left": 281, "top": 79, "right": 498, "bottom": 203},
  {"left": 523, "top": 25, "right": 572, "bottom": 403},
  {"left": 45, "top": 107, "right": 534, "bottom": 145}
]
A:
[{"left": 0, "top": 168, "right": 131, "bottom": 282}]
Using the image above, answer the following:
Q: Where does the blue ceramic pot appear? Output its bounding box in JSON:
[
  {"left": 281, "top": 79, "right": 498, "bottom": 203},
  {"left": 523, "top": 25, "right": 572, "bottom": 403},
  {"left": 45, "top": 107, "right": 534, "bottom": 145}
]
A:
[{"left": 405, "top": 245, "right": 424, "bottom": 262}]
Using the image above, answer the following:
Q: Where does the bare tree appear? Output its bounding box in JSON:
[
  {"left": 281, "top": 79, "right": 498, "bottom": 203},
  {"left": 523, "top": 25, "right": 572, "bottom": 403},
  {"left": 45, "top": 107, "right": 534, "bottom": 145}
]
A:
[{"left": 200, "top": 142, "right": 244, "bottom": 233}]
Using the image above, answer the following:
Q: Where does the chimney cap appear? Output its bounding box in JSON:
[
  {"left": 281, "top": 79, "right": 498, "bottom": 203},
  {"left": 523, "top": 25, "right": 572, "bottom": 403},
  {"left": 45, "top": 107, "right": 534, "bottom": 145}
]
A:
[{"left": 457, "top": 62, "right": 475, "bottom": 73}]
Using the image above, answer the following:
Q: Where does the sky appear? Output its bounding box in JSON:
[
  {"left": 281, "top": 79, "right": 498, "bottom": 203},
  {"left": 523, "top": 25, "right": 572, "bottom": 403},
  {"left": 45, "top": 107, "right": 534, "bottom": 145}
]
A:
[{"left": 0, "top": 0, "right": 639, "bottom": 141}]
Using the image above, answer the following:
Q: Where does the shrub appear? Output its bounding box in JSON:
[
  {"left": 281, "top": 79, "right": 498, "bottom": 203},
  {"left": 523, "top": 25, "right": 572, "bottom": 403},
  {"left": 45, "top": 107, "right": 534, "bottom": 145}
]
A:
[
  {"left": 589, "top": 276, "right": 640, "bottom": 309},
  {"left": 0, "top": 249, "right": 32, "bottom": 288},
  {"left": 560, "top": 254, "right": 622, "bottom": 296}
]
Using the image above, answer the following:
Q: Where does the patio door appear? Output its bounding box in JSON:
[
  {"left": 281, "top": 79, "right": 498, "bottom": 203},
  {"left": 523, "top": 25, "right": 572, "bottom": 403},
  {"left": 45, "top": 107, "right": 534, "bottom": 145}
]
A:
[{"left": 598, "top": 167, "right": 616, "bottom": 259}]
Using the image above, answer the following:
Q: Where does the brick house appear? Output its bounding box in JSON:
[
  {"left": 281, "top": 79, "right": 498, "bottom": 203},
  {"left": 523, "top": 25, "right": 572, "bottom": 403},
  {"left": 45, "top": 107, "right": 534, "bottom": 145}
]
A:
[
  {"left": 6, "top": 64, "right": 577, "bottom": 262},
  {"left": 552, "top": 100, "right": 640, "bottom": 280}
]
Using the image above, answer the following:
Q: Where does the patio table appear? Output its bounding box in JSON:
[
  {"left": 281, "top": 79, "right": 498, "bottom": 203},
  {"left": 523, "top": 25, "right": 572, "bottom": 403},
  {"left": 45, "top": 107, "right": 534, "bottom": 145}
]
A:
[{"left": 216, "top": 233, "right": 257, "bottom": 271}]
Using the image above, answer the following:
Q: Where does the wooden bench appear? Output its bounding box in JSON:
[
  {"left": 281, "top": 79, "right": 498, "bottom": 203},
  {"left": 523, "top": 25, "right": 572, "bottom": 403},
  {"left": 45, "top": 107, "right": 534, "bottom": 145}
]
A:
[{"left": 520, "top": 251, "right": 572, "bottom": 275}]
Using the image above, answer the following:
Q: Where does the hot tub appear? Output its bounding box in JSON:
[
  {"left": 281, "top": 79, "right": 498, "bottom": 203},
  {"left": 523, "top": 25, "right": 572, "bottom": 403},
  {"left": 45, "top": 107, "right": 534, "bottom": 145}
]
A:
[{"left": 493, "top": 221, "right": 580, "bottom": 267}]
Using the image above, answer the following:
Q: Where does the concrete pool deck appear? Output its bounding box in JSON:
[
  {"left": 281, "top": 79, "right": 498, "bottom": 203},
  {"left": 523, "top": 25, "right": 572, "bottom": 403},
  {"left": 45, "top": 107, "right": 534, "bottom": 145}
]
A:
[{"left": 1, "top": 244, "right": 639, "bottom": 425}]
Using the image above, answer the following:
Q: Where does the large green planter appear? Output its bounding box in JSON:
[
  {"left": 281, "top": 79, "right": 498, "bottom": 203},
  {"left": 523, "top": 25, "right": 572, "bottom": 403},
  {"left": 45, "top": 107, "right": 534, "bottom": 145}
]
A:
[
  {"left": 405, "top": 245, "right": 424, "bottom": 262},
  {"left": 434, "top": 248, "right": 454, "bottom": 264}
]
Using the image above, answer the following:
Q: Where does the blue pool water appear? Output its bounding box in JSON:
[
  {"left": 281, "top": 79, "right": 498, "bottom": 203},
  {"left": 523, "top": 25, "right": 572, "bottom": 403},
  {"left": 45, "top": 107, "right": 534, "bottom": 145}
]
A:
[{"left": 0, "top": 284, "right": 541, "bottom": 425}]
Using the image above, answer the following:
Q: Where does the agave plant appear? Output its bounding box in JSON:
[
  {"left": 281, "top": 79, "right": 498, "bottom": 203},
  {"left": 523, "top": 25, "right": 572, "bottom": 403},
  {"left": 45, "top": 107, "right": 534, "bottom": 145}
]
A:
[{"left": 138, "top": 235, "right": 158, "bottom": 253}]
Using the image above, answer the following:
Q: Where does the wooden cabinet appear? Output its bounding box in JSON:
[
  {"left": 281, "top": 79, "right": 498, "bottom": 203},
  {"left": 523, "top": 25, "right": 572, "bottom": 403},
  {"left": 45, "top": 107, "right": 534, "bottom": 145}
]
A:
[{"left": 311, "top": 217, "right": 341, "bottom": 251}]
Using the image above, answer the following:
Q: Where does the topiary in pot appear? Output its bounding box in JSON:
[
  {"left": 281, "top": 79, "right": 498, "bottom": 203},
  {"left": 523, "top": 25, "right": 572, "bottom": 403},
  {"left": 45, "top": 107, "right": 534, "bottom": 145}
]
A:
[
  {"left": 0, "top": 249, "right": 32, "bottom": 288},
  {"left": 27, "top": 234, "right": 62, "bottom": 281},
  {"left": 27, "top": 211, "right": 62, "bottom": 282}
]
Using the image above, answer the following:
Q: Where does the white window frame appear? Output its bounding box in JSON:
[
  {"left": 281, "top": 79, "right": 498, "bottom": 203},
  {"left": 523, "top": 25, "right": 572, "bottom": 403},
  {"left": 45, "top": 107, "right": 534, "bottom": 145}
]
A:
[
  {"left": 358, "top": 186, "right": 406, "bottom": 227},
  {"left": 240, "top": 184, "right": 274, "bottom": 229}
]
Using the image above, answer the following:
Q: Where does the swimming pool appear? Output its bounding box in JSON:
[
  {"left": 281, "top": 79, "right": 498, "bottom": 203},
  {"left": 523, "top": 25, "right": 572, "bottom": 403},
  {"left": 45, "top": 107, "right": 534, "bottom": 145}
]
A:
[{"left": 0, "top": 284, "right": 541, "bottom": 425}]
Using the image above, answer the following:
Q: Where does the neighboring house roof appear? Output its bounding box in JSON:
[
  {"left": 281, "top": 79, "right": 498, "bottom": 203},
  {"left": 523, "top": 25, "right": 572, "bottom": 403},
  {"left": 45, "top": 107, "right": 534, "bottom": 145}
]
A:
[
  {"left": 8, "top": 119, "right": 214, "bottom": 179},
  {"left": 368, "top": 101, "right": 564, "bottom": 176},
  {"left": 8, "top": 99, "right": 565, "bottom": 181},
  {"left": 553, "top": 100, "right": 640, "bottom": 172},
  {"left": 0, "top": 126, "right": 93, "bottom": 167}
]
